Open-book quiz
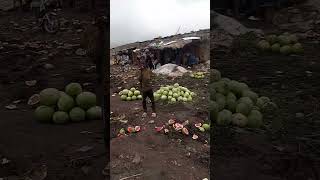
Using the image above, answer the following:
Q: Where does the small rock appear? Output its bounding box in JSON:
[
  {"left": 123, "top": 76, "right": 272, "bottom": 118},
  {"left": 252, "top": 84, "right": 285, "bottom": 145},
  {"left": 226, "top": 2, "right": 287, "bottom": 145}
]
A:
[
  {"left": 1, "top": 158, "right": 10, "bottom": 165},
  {"left": 25, "top": 80, "right": 37, "bottom": 86},
  {"left": 81, "top": 166, "right": 90, "bottom": 175},
  {"left": 85, "top": 66, "right": 96, "bottom": 73},
  {"left": 13, "top": 100, "right": 22, "bottom": 104},
  {"left": 82, "top": 83, "right": 93, "bottom": 87},
  {"left": 132, "top": 153, "right": 142, "bottom": 164},
  {"left": 75, "top": 48, "right": 86, "bottom": 56},
  {"left": 5, "top": 104, "right": 17, "bottom": 110},
  {"left": 76, "top": 146, "right": 93, "bottom": 152},
  {"left": 148, "top": 120, "right": 155, "bottom": 124},
  {"left": 296, "top": 113, "right": 304, "bottom": 118},
  {"left": 43, "top": 63, "right": 55, "bottom": 70}
]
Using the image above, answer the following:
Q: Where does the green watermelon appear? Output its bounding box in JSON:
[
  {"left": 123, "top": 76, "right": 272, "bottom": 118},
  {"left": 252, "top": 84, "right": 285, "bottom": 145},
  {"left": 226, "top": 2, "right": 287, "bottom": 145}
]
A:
[
  {"left": 226, "top": 92, "right": 237, "bottom": 101},
  {"left": 242, "top": 90, "right": 258, "bottom": 103},
  {"left": 238, "top": 97, "right": 254, "bottom": 109},
  {"left": 209, "top": 100, "right": 219, "bottom": 120},
  {"left": 57, "top": 94, "right": 75, "bottom": 112},
  {"left": 76, "top": 92, "right": 97, "bottom": 110},
  {"left": 210, "top": 69, "right": 221, "bottom": 82},
  {"left": 34, "top": 105, "right": 55, "bottom": 123},
  {"left": 137, "top": 95, "right": 143, "bottom": 100},
  {"left": 216, "top": 96, "right": 226, "bottom": 111},
  {"left": 120, "top": 95, "right": 127, "bottom": 100},
  {"left": 134, "top": 90, "right": 140, "bottom": 96},
  {"left": 236, "top": 103, "right": 251, "bottom": 115},
  {"left": 122, "top": 89, "right": 129, "bottom": 95},
  {"left": 266, "top": 35, "right": 278, "bottom": 44},
  {"left": 291, "top": 43, "right": 303, "bottom": 54},
  {"left": 280, "top": 45, "right": 292, "bottom": 55},
  {"left": 69, "top": 107, "right": 86, "bottom": 122},
  {"left": 226, "top": 99, "right": 237, "bottom": 112},
  {"left": 288, "top": 34, "right": 298, "bottom": 43},
  {"left": 39, "top": 88, "right": 60, "bottom": 106},
  {"left": 232, "top": 113, "right": 248, "bottom": 127},
  {"left": 202, "top": 124, "right": 210, "bottom": 131},
  {"left": 257, "top": 40, "right": 270, "bottom": 51},
  {"left": 216, "top": 109, "right": 232, "bottom": 126},
  {"left": 65, "top": 83, "right": 82, "bottom": 97},
  {"left": 278, "top": 35, "right": 291, "bottom": 45},
  {"left": 247, "top": 110, "right": 263, "bottom": 128},
  {"left": 52, "top": 111, "right": 69, "bottom": 124},
  {"left": 271, "top": 43, "right": 280, "bottom": 52},
  {"left": 256, "top": 96, "right": 271, "bottom": 109},
  {"left": 86, "top": 106, "right": 102, "bottom": 120}
]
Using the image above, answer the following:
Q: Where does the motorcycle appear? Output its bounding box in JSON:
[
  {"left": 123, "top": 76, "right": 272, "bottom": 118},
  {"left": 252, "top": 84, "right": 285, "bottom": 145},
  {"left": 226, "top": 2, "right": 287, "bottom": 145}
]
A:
[{"left": 31, "top": 0, "right": 60, "bottom": 34}]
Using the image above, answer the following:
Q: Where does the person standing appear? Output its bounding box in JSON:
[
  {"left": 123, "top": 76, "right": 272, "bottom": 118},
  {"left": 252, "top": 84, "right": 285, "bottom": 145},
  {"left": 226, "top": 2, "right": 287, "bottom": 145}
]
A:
[{"left": 139, "top": 63, "right": 156, "bottom": 118}]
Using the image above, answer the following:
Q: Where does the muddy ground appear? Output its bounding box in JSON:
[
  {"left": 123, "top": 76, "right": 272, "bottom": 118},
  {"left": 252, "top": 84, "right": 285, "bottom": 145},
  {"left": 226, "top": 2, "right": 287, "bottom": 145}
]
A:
[
  {"left": 109, "top": 65, "right": 210, "bottom": 179},
  {"left": 212, "top": 21, "right": 320, "bottom": 180},
  {"left": 0, "top": 9, "right": 107, "bottom": 180}
]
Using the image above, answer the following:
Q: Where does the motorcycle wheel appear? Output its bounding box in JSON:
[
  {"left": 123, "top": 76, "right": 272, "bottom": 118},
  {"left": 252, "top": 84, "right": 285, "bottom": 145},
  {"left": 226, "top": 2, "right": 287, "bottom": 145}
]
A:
[{"left": 42, "top": 14, "right": 60, "bottom": 34}]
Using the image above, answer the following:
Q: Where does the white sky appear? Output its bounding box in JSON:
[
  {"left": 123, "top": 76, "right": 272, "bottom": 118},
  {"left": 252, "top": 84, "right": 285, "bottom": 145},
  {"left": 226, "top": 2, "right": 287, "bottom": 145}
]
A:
[{"left": 110, "top": 0, "right": 210, "bottom": 48}]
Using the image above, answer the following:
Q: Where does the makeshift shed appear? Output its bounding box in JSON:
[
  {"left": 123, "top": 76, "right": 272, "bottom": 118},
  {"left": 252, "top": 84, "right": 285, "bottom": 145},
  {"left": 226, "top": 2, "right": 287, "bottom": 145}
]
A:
[{"left": 149, "top": 37, "right": 209, "bottom": 66}]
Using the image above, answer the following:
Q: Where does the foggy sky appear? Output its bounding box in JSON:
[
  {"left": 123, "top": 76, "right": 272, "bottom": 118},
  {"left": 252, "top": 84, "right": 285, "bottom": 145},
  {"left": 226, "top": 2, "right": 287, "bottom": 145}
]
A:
[{"left": 110, "top": 0, "right": 210, "bottom": 48}]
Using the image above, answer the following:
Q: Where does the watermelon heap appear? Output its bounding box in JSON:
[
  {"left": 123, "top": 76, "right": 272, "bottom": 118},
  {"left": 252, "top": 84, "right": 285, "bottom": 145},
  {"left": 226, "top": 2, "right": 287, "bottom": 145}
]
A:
[
  {"left": 153, "top": 83, "right": 196, "bottom": 103},
  {"left": 34, "top": 83, "right": 102, "bottom": 124},
  {"left": 118, "top": 87, "right": 142, "bottom": 101},
  {"left": 209, "top": 69, "right": 277, "bottom": 128},
  {"left": 190, "top": 72, "right": 205, "bottom": 79},
  {"left": 257, "top": 32, "right": 303, "bottom": 55}
]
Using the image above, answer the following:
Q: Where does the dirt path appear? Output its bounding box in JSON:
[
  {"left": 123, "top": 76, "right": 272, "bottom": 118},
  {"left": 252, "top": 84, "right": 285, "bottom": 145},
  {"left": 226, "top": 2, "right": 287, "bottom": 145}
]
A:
[
  {"left": 0, "top": 9, "right": 107, "bottom": 180},
  {"left": 109, "top": 66, "right": 210, "bottom": 179}
]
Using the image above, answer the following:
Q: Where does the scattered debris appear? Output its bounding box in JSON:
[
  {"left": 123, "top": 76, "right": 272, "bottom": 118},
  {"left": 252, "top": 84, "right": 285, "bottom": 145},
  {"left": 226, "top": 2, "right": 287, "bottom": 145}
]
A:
[
  {"left": 75, "top": 48, "right": 86, "bottom": 56},
  {"left": 153, "top": 63, "right": 190, "bottom": 77},
  {"left": 132, "top": 153, "right": 142, "bottom": 164},
  {"left": 5, "top": 104, "right": 17, "bottom": 110},
  {"left": 43, "top": 63, "right": 55, "bottom": 70},
  {"left": 1, "top": 158, "right": 10, "bottom": 165},
  {"left": 77, "top": 146, "right": 94, "bottom": 153},
  {"left": 28, "top": 94, "right": 40, "bottom": 106},
  {"left": 119, "top": 173, "right": 143, "bottom": 180},
  {"left": 81, "top": 166, "right": 90, "bottom": 175},
  {"left": 25, "top": 80, "right": 37, "bottom": 86},
  {"left": 13, "top": 100, "right": 22, "bottom": 104},
  {"left": 23, "top": 164, "right": 47, "bottom": 180},
  {"left": 192, "top": 134, "right": 199, "bottom": 140}
]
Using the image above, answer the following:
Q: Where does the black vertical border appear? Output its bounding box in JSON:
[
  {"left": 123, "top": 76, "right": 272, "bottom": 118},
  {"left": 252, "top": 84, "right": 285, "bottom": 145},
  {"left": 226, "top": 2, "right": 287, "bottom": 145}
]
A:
[
  {"left": 210, "top": 1, "right": 214, "bottom": 180},
  {"left": 103, "top": 0, "right": 110, "bottom": 178}
]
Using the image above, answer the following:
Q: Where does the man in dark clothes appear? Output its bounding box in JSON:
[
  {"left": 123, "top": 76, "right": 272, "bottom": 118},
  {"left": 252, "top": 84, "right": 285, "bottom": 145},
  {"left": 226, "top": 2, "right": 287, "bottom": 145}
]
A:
[
  {"left": 139, "top": 63, "right": 156, "bottom": 118},
  {"left": 146, "top": 55, "right": 154, "bottom": 70}
]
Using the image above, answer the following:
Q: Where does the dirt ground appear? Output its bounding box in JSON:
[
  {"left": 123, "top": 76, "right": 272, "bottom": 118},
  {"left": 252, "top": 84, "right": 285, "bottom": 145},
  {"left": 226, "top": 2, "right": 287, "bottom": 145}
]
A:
[
  {"left": 109, "top": 65, "right": 210, "bottom": 179},
  {"left": 212, "top": 17, "right": 320, "bottom": 180},
  {"left": 0, "top": 9, "right": 107, "bottom": 180}
]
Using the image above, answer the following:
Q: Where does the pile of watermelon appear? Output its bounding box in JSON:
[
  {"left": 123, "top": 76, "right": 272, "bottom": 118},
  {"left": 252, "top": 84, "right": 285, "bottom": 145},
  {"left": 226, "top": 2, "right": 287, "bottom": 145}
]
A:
[
  {"left": 34, "top": 83, "right": 102, "bottom": 124},
  {"left": 119, "top": 87, "right": 142, "bottom": 101},
  {"left": 190, "top": 72, "right": 205, "bottom": 79},
  {"left": 209, "top": 69, "right": 277, "bottom": 128},
  {"left": 153, "top": 83, "right": 196, "bottom": 103},
  {"left": 257, "top": 32, "right": 303, "bottom": 55}
]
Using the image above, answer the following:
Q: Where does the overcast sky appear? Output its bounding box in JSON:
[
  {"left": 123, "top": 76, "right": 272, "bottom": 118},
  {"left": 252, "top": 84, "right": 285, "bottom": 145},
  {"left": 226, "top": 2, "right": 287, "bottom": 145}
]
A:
[{"left": 110, "top": 0, "right": 210, "bottom": 48}]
